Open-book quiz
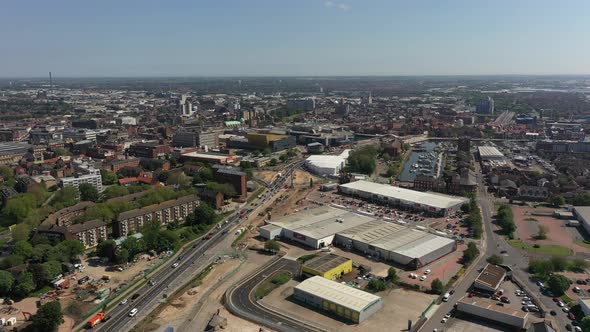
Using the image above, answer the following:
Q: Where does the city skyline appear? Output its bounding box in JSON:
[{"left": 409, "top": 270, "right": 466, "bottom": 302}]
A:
[{"left": 1, "top": 0, "right": 590, "bottom": 77}]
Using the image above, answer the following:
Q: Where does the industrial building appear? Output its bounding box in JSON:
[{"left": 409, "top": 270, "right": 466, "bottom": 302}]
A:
[
  {"left": 473, "top": 263, "right": 506, "bottom": 292},
  {"left": 180, "top": 151, "right": 238, "bottom": 165},
  {"left": 338, "top": 180, "right": 469, "bottom": 216},
  {"left": 293, "top": 276, "right": 383, "bottom": 323},
  {"left": 334, "top": 220, "right": 456, "bottom": 269},
  {"left": 259, "top": 206, "right": 456, "bottom": 268},
  {"left": 574, "top": 206, "right": 590, "bottom": 236},
  {"left": 245, "top": 132, "right": 296, "bottom": 152},
  {"left": 304, "top": 150, "right": 350, "bottom": 176},
  {"left": 456, "top": 297, "right": 528, "bottom": 329},
  {"left": 258, "top": 206, "right": 373, "bottom": 249},
  {"left": 302, "top": 254, "right": 352, "bottom": 280},
  {"left": 477, "top": 146, "right": 505, "bottom": 161}
]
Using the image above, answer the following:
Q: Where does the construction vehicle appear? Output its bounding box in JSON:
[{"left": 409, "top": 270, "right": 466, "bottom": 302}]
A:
[{"left": 86, "top": 312, "right": 105, "bottom": 328}]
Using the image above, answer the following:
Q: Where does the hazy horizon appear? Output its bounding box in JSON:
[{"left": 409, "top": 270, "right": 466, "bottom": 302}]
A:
[{"left": 2, "top": 0, "right": 589, "bottom": 77}]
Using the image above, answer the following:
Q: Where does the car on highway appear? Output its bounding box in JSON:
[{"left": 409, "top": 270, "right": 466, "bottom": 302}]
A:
[
  {"left": 131, "top": 293, "right": 140, "bottom": 300},
  {"left": 172, "top": 262, "right": 179, "bottom": 268},
  {"left": 128, "top": 308, "right": 138, "bottom": 317},
  {"left": 120, "top": 299, "right": 128, "bottom": 305}
]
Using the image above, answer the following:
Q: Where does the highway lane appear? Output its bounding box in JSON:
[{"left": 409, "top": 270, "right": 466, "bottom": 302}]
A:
[
  {"left": 96, "top": 163, "right": 300, "bottom": 331},
  {"left": 226, "top": 258, "right": 323, "bottom": 332}
]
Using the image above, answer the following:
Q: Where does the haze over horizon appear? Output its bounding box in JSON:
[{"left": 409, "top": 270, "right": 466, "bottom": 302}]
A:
[{"left": 1, "top": 0, "right": 589, "bottom": 78}]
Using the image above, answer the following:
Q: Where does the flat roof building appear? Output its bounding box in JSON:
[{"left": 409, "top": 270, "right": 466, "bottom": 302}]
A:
[
  {"left": 457, "top": 297, "right": 528, "bottom": 329},
  {"left": 302, "top": 254, "right": 353, "bottom": 280},
  {"left": 478, "top": 146, "right": 505, "bottom": 161},
  {"left": 338, "top": 180, "right": 468, "bottom": 216},
  {"left": 574, "top": 207, "right": 590, "bottom": 236},
  {"left": 579, "top": 297, "right": 590, "bottom": 316},
  {"left": 334, "top": 220, "right": 456, "bottom": 269},
  {"left": 293, "top": 276, "right": 383, "bottom": 323},
  {"left": 304, "top": 150, "right": 350, "bottom": 176},
  {"left": 474, "top": 263, "right": 506, "bottom": 292},
  {"left": 260, "top": 206, "right": 457, "bottom": 268}
]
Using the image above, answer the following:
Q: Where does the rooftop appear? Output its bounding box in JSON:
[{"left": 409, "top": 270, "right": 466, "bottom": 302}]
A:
[
  {"left": 295, "top": 276, "right": 382, "bottom": 312},
  {"left": 117, "top": 194, "right": 199, "bottom": 221},
  {"left": 303, "top": 254, "right": 352, "bottom": 274},
  {"left": 68, "top": 219, "right": 106, "bottom": 233},
  {"left": 336, "top": 220, "right": 455, "bottom": 259},
  {"left": 475, "top": 263, "right": 506, "bottom": 289},
  {"left": 339, "top": 180, "right": 469, "bottom": 209},
  {"left": 268, "top": 206, "right": 373, "bottom": 240},
  {"left": 478, "top": 146, "right": 505, "bottom": 158},
  {"left": 181, "top": 151, "right": 232, "bottom": 161},
  {"left": 458, "top": 296, "right": 528, "bottom": 318}
]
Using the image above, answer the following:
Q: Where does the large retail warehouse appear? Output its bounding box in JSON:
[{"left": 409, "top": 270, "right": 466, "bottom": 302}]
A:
[
  {"left": 334, "top": 220, "right": 456, "bottom": 269},
  {"left": 259, "top": 206, "right": 456, "bottom": 268},
  {"left": 338, "top": 180, "right": 469, "bottom": 216}
]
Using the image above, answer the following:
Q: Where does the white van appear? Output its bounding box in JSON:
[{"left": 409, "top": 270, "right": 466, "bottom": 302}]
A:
[
  {"left": 129, "top": 308, "right": 138, "bottom": 317},
  {"left": 442, "top": 293, "right": 451, "bottom": 302}
]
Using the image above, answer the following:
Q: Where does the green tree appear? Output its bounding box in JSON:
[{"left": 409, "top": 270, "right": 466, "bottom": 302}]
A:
[
  {"left": 535, "top": 225, "right": 548, "bottom": 240},
  {"left": 188, "top": 202, "right": 217, "bottom": 226},
  {"left": 269, "top": 158, "right": 278, "bottom": 166},
  {"left": 550, "top": 195, "right": 565, "bottom": 207},
  {"left": 2, "top": 194, "right": 38, "bottom": 223},
  {"left": 581, "top": 316, "right": 590, "bottom": 332},
  {"left": 11, "top": 223, "right": 31, "bottom": 242},
  {"left": 13, "top": 271, "right": 36, "bottom": 298},
  {"left": 0, "top": 165, "right": 14, "bottom": 183},
  {"left": 56, "top": 240, "right": 85, "bottom": 262},
  {"left": 32, "top": 301, "right": 63, "bottom": 332},
  {"left": 114, "top": 249, "right": 130, "bottom": 264},
  {"left": 486, "top": 255, "right": 504, "bottom": 265},
  {"left": 0, "top": 270, "right": 15, "bottom": 295},
  {"left": 547, "top": 274, "right": 570, "bottom": 296},
  {"left": 366, "top": 279, "right": 387, "bottom": 293},
  {"left": 198, "top": 168, "right": 214, "bottom": 182},
  {"left": 264, "top": 240, "right": 281, "bottom": 254},
  {"left": 100, "top": 169, "right": 118, "bottom": 185},
  {"left": 103, "top": 185, "right": 129, "bottom": 199},
  {"left": 347, "top": 145, "right": 378, "bottom": 175},
  {"left": 41, "top": 261, "right": 63, "bottom": 282},
  {"left": 96, "top": 240, "right": 118, "bottom": 261},
  {"left": 1, "top": 255, "right": 24, "bottom": 269},
  {"left": 387, "top": 267, "right": 400, "bottom": 284},
  {"left": 12, "top": 240, "right": 34, "bottom": 259},
  {"left": 431, "top": 278, "right": 444, "bottom": 294},
  {"left": 50, "top": 187, "right": 78, "bottom": 209},
  {"left": 462, "top": 242, "right": 479, "bottom": 265},
  {"left": 121, "top": 236, "right": 146, "bottom": 259},
  {"left": 79, "top": 183, "right": 100, "bottom": 202},
  {"left": 166, "top": 172, "right": 191, "bottom": 186},
  {"left": 31, "top": 244, "right": 55, "bottom": 262}
]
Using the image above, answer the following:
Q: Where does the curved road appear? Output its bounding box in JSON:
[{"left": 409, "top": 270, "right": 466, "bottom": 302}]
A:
[
  {"left": 226, "top": 257, "right": 324, "bottom": 332},
  {"left": 95, "top": 161, "right": 301, "bottom": 332}
]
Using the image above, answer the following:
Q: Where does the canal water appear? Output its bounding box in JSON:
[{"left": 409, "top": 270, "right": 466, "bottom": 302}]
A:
[{"left": 398, "top": 141, "right": 440, "bottom": 182}]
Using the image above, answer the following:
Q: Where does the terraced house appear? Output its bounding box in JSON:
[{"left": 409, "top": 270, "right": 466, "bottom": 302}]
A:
[{"left": 114, "top": 195, "right": 200, "bottom": 237}]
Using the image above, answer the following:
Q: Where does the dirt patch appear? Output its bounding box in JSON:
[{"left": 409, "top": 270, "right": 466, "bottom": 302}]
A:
[
  {"left": 256, "top": 170, "right": 279, "bottom": 183},
  {"left": 512, "top": 206, "right": 590, "bottom": 254},
  {"left": 291, "top": 169, "right": 319, "bottom": 187}
]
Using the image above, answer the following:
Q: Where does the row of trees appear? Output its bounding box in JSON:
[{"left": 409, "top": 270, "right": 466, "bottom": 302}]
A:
[
  {"left": 0, "top": 239, "right": 84, "bottom": 299},
  {"left": 496, "top": 205, "right": 516, "bottom": 239},
  {"left": 461, "top": 196, "right": 482, "bottom": 239}
]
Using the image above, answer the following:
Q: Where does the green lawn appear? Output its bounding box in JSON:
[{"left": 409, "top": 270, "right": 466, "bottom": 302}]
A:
[
  {"left": 255, "top": 272, "right": 291, "bottom": 299},
  {"left": 574, "top": 240, "right": 590, "bottom": 249},
  {"left": 508, "top": 240, "right": 571, "bottom": 257}
]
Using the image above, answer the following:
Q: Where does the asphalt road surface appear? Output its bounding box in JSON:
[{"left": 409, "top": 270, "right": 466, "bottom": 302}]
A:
[
  {"left": 226, "top": 257, "right": 323, "bottom": 332},
  {"left": 95, "top": 162, "right": 300, "bottom": 332}
]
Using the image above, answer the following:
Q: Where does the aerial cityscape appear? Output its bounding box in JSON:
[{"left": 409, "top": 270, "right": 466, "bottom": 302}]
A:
[{"left": 1, "top": 1, "right": 590, "bottom": 332}]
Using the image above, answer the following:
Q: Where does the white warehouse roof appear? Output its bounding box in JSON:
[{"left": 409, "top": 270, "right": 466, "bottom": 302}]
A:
[
  {"left": 295, "top": 276, "right": 382, "bottom": 312},
  {"left": 478, "top": 146, "right": 505, "bottom": 159},
  {"left": 268, "top": 206, "right": 373, "bottom": 240},
  {"left": 339, "top": 180, "right": 469, "bottom": 210},
  {"left": 336, "top": 220, "right": 455, "bottom": 259}
]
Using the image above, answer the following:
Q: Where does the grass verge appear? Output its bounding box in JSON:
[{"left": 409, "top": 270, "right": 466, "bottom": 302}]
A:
[
  {"left": 231, "top": 228, "right": 248, "bottom": 248},
  {"left": 508, "top": 240, "right": 571, "bottom": 256},
  {"left": 246, "top": 187, "right": 264, "bottom": 203},
  {"left": 574, "top": 240, "right": 590, "bottom": 249},
  {"left": 254, "top": 272, "right": 291, "bottom": 300}
]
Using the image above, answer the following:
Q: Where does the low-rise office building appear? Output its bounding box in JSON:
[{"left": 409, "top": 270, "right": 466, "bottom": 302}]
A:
[
  {"left": 456, "top": 297, "right": 528, "bottom": 329},
  {"left": 473, "top": 263, "right": 506, "bottom": 293}
]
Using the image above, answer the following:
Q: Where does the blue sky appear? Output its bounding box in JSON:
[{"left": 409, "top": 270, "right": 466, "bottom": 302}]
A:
[{"left": 1, "top": 0, "right": 589, "bottom": 77}]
